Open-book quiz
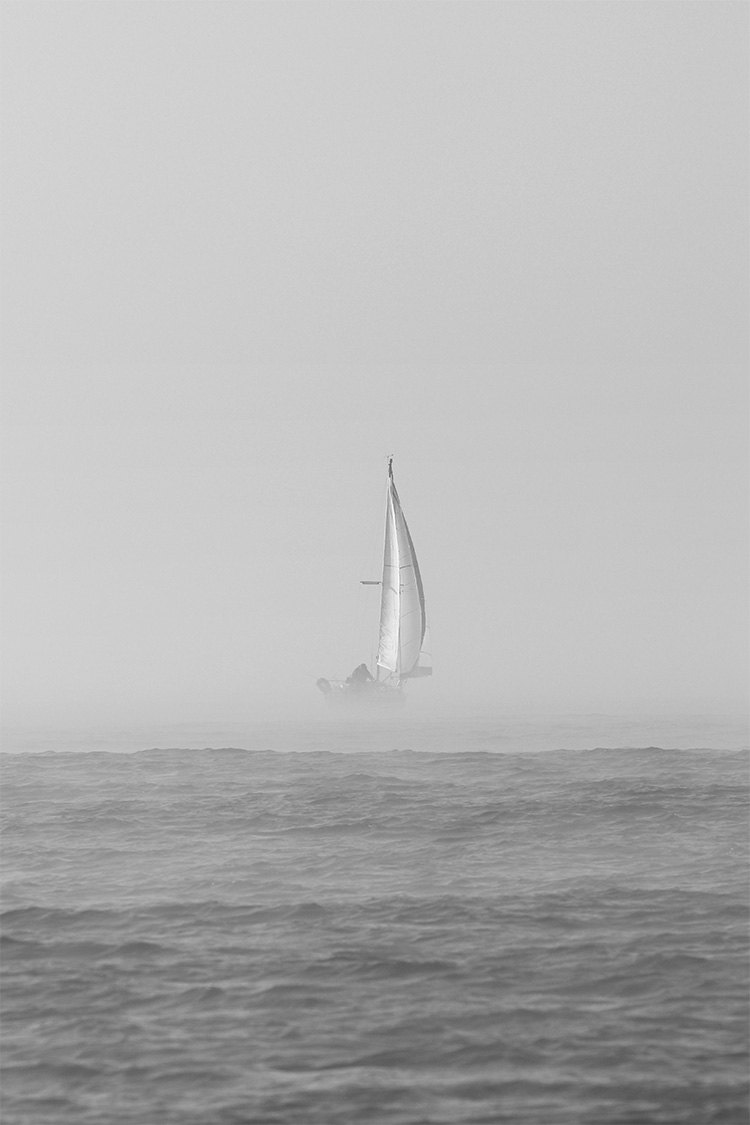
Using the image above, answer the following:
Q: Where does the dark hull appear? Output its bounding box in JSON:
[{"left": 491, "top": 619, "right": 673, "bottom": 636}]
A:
[{"left": 317, "top": 680, "right": 405, "bottom": 707}]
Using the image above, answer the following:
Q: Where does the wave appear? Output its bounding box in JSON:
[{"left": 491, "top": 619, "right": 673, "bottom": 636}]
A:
[
  {"left": 2, "top": 736, "right": 746, "bottom": 1125},
  {"left": 4, "top": 744, "right": 747, "bottom": 763}
]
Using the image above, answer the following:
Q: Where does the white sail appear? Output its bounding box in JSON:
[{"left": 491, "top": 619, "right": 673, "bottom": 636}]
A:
[{"left": 377, "top": 460, "right": 429, "bottom": 679}]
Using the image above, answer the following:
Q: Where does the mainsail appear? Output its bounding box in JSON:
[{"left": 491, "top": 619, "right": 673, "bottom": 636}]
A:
[{"left": 377, "top": 459, "right": 430, "bottom": 680}]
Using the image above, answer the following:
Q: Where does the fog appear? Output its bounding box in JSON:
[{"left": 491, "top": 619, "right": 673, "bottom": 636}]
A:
[{"left": 2, "top": 2, "right": 747, "bottom": 728}]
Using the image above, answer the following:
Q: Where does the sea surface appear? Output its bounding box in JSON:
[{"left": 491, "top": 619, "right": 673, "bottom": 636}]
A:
[{"left": 1, "top": 716, "right": 748, "bottom": 1124}]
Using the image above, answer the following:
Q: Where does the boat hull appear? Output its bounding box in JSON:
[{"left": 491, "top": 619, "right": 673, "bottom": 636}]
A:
[{"left": 316, "top": 679, "right": 405, "bottom": 707}]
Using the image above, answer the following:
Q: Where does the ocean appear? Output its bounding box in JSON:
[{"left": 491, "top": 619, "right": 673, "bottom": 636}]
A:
[{"left": 1, "top": 716, "right": 748, "bottom": 1124}]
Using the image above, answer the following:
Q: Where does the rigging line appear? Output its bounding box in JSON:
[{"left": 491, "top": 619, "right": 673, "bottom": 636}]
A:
[
  {"left": 350, "top": 472, "right": 389, "bottom": 671},
  {"left": 366, "top": 477, "right": 389, "bottom": 579}
]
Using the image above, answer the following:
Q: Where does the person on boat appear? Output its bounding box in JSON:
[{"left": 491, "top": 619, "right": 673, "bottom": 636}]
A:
[{"left": 347, "top": 663, "right": 374, "bottom": 689}]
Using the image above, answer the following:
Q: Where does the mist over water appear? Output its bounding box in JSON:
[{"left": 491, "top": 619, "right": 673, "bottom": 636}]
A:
[
  {"left": 2, "top": 716, "right": 748, "bottom": 1124},
  {"left": 2, "top": 710, "right": 747, "bottom": 757},
  {"left": 3, "top": 4, "right": 748, "bottom": 731}
]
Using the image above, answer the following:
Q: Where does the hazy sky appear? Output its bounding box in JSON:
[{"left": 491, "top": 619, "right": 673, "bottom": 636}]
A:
[{"left": 2, "top": 1, "right": 747, "bottom": 724}]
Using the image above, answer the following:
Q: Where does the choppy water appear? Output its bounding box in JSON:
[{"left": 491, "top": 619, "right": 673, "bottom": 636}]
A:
[{"left": 2, "top": 720, "right": 748, "bottom": 1124}]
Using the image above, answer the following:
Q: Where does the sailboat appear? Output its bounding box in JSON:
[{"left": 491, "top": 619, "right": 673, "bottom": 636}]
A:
[{"left": 316, "top": 457, "right": 432, "bottom": 705}]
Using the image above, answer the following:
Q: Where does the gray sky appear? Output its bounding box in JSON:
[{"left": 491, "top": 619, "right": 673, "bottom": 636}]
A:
[{"left": 2, "top": 1, "right": 747, "bottom": 723}]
